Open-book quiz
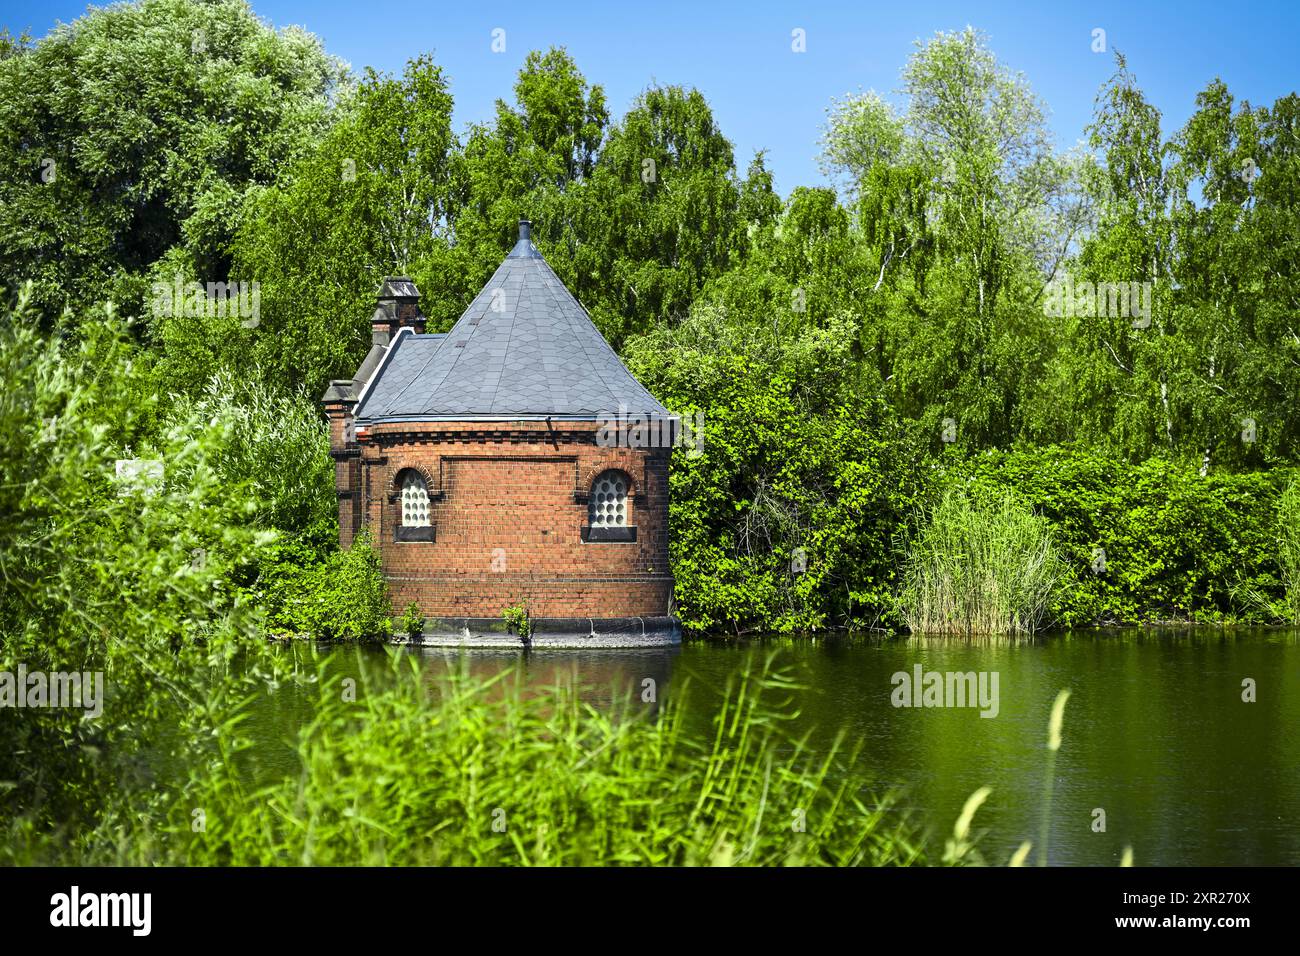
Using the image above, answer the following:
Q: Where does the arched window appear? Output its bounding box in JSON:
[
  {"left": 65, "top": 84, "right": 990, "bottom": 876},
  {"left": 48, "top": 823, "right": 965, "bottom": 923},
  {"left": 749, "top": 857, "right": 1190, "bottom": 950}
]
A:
[
  {"left": 399, "top": 470, "right": 430, "bottom": 527},
  {"left": 588, "top": 470, "right": 630, "bottom": 528}
]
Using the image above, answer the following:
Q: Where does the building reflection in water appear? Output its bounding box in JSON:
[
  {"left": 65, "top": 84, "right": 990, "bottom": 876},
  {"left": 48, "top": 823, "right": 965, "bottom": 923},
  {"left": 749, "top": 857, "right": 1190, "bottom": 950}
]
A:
[{"left": 402, "top": 645, "right": 682, "bottom": 717}]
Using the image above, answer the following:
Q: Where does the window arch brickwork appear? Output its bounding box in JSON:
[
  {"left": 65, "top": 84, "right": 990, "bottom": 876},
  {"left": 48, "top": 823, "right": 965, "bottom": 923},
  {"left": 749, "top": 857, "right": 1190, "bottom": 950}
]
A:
[{"left": 393, "top": 466, "right": 435, "bottom": 542}]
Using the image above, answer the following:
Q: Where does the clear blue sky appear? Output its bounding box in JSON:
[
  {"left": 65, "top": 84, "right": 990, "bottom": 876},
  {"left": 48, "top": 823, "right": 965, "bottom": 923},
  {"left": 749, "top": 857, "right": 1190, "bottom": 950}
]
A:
[{"left": 5, "top": 0, "right": 1298, "bottom": 195}]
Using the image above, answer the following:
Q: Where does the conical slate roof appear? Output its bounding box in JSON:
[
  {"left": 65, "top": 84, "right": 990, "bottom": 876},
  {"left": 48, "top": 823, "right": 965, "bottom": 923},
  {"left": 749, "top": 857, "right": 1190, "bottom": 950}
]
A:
[{"left": 353, "top": 222, "right": 673, "bottom": 423}]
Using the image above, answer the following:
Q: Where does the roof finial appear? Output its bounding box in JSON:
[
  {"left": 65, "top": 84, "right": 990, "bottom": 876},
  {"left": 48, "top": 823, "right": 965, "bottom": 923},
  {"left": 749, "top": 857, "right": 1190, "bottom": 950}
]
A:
[{"left": 508, "top": 219, "right": 539, "bottom": 258}]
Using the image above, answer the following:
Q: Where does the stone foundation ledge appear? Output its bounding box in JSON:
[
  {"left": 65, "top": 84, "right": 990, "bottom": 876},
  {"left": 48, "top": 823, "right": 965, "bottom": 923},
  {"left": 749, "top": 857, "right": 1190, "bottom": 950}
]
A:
[{"left": 400, "top": 615, "right": 681, "bottom": 648}]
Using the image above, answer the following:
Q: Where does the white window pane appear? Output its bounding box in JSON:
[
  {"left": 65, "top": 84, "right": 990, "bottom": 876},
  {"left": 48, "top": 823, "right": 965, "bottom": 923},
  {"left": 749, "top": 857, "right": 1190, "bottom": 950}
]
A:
[
  {"left": 400, "top": 471, "right": 431, "bottom": 527},
  {"left": 589, "top": 470, "right": 631, "bottom": 530}
]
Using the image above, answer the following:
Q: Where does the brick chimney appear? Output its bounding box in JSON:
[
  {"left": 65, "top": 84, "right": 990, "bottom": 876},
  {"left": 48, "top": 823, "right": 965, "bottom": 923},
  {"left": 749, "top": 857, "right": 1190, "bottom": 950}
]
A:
[
  {"left": 355, "top": 277, "right": 426, "bottom": 399},
  {"left": 321, "top": 277, "right": 426, "bottom": 547},
  {"left": 372, "top": 277, "right": 426, "bottom": 341}
]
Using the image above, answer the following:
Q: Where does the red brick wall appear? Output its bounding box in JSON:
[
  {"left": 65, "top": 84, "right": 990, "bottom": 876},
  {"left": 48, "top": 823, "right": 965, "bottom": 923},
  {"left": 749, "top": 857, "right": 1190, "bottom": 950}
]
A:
[{"left": 351, "top": 421, "right": 673, "bottom": 619}]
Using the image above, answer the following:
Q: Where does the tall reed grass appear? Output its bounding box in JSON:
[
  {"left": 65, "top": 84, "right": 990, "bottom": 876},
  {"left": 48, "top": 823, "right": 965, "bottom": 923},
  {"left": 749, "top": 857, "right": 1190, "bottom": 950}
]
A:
[
  {"left": 899, "top": 485, "right": 1066, "bottom": 635},
  {"left": 1277, "top": 479, "right": 1300, "bottom": 624},
  {"left": 41, "top": 650, "right": 925, "bottom": 866}
]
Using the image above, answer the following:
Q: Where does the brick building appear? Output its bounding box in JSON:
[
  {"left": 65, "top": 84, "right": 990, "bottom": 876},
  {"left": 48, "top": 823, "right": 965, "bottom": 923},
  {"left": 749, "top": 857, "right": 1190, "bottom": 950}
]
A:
[{"left": 322, "top": 221, "right": 679, "bottom": 646}]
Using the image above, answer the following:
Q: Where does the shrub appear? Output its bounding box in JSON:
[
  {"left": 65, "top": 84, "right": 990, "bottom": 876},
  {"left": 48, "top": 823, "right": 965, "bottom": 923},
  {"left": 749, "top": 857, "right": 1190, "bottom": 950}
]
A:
[
  {"left": 624, "top": 307, "right": 925, "bottom": 634},
  {"left": 166, "top": 370, "right": 335, "bottom": 539},
  {"left": 396, "top": 601, "right": 425, "bottom": 638},
  {"left": 1276, "top": 479, "right": 1300, "bottom": 623},
  {"left": 501, "top": 603, "right": 531, "bottom": 640},
  {"left": 899, "top": 484, "right": 1066, "bottom": 635},
  {"left": 0, "top": 294, "right": 273, "bottom": 839},
  {"left": 262, "top": 535, "right": 392, "bottom": 640},
  {"left": 956, "top": 447, "right": 1296, "bottom": 625}
]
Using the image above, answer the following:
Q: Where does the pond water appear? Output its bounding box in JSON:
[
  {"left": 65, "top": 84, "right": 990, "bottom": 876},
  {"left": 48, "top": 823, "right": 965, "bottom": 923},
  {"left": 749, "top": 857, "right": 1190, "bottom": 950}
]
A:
[{"left": 243, "top": 628, "right": 1300, "bottom": 866}]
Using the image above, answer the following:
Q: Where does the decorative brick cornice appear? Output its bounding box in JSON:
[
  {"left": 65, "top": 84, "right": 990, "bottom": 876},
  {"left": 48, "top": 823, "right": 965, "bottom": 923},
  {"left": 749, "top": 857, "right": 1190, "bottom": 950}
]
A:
[{"left": 361, "top": 420, "right": 613, "bottom": 448}]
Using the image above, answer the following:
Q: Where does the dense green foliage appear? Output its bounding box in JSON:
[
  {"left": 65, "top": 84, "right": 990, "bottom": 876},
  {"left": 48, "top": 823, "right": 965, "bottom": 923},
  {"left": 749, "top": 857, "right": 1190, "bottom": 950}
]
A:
[
  {"left": 626, "top": 308, "right": 925, "bottom": 633},
  {"left": 166, "top": 370, "right": 335, "bottom": 538},
  {"left": 1276, "top": 480, "right": 1300, "bottom": 624},
  {"left": 0, "top": 292, "right": 269, "bottom": 838},
  {"left": 957, "top": 448, "right": 1296, "bottom": 626},
  {"left": 258, "top": 535, "right": 392, "bottom": 641}
]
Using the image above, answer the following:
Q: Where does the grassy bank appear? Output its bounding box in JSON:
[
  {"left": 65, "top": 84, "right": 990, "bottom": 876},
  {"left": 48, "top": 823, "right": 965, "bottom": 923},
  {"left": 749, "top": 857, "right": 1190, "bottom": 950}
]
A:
[{"left": 5, "top": 651, "right": 925, "bottom": 866}]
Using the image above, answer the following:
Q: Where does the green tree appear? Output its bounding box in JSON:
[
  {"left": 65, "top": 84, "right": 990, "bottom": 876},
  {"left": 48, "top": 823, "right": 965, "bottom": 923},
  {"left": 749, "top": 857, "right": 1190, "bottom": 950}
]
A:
[
  {"left": 820, "top": 28, "right": 1081, "bottom": 450},
  {"left": 187, "top": 54, "right": 461, "bottom": 396},
  {"left": 568, "top": 84, "right": 754, "bottom": 343},
  {"left": 1041, "top": 56, "right": 1300, "bottom": 468},
  {"left": 460, "top": 59, "right": 759, "bottom": 346},
  {"left": 452, "top": 47, "right": 610, "bottom": 296},
  {"left": 0, "top": 0, "right": 341, "bottom": 321}
]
